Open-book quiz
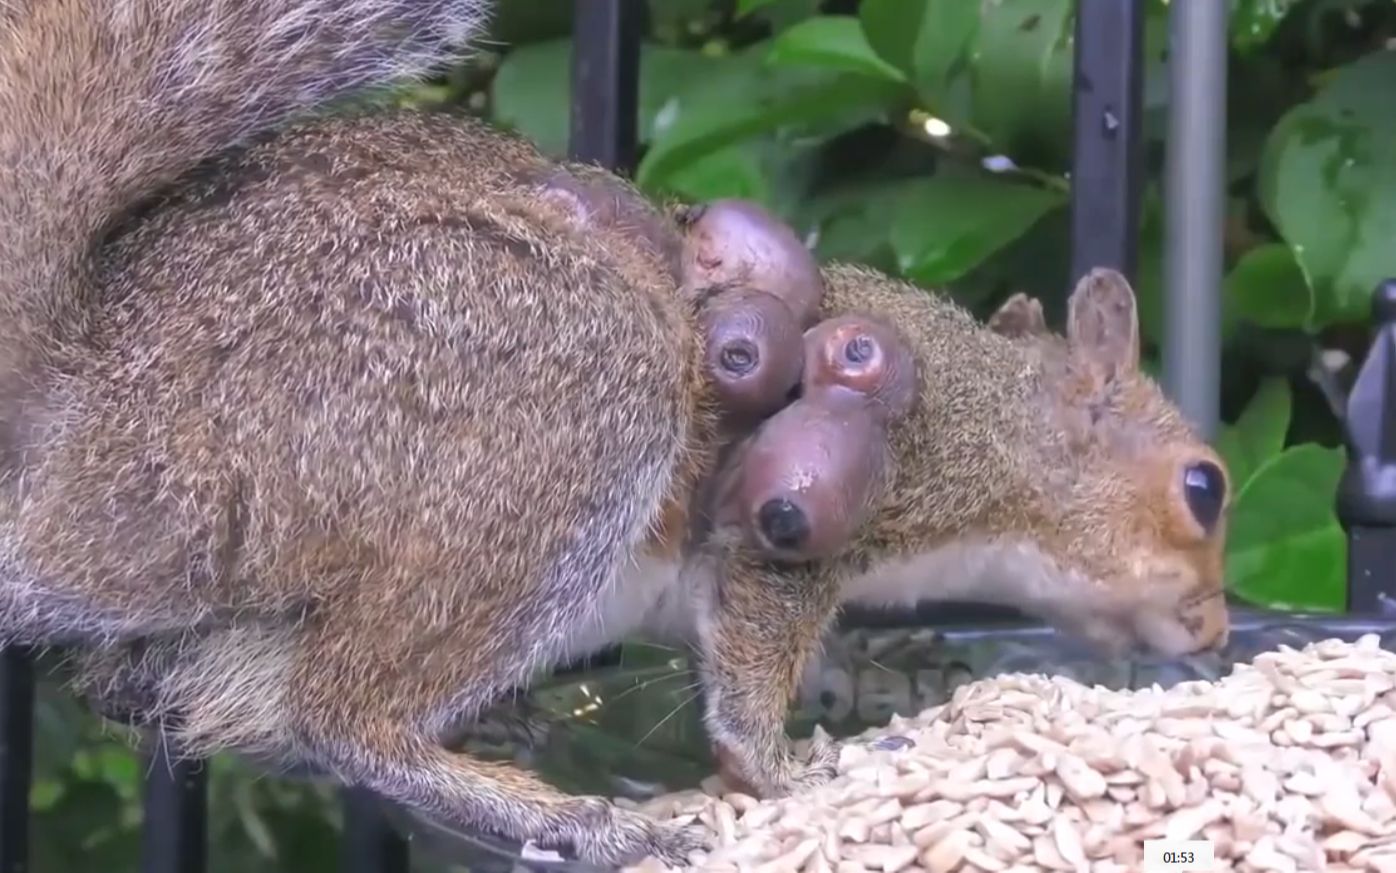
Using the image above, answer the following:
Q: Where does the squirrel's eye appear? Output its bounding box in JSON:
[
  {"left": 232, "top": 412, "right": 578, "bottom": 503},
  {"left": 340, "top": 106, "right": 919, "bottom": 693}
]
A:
[
  {"left": 1182, "top": 461, "right": 1226, "bottom": 533},
  {"left": 843, "top": 335, "right": 875, "bottom": 365}
]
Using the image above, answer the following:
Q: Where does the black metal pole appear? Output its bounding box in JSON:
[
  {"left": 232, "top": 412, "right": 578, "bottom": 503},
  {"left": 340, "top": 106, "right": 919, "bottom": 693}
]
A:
[
  {"left": 1338, "top": 280, "right": 1396, "bottom": 615},
  {"left": 0, "top": 648, "right": 33, "bottom": 873},
  {"left": 340, "top": 787, "right": 409, "bottom": 873},
  {"left": 568, "top": 0, "right": 643, "bottom": 172},
  {"left": 141, "top": 733, "right": 207, "bottom": 873},
  {"left": 1067, "top": 0, "right": 1146, "bottom": 303}
]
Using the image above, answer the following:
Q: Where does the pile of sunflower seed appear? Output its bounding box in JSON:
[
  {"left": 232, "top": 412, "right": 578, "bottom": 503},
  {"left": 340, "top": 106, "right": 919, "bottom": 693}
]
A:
[{"left": 619, "top": 635, "right": 1396, "bottom": 873}]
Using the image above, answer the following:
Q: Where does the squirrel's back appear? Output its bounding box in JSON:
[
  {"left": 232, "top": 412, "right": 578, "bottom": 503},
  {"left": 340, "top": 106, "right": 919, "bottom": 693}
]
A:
[{"left": 0, "top": 0, "right": 492, "bottom": 466}]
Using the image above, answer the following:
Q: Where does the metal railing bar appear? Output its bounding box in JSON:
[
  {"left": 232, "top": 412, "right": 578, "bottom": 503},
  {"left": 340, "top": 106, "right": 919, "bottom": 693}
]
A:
[
  {"left": 340, "top": 787, "right": 409, "bottom": 873},
  {"left": 1339, "top": 280, "right": 1396, "bottom": 614},
  {"left": 1068, "top": 0, "right": 1146, "bottom": 294},
  {"left": 568, "top": 0, "right": 643, "bottom": 172},
  {"left": 0, "top": 647, "right": 33, "bottom": 873},
  {"left": 141, "top": 733, "right": 207, "bottom": 873}
]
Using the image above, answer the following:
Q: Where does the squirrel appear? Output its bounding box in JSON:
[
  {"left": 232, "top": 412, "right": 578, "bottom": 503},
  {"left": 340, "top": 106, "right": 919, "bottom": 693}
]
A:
[{"left": 1, "top": 0, "right": 1235, "bottom": 865}]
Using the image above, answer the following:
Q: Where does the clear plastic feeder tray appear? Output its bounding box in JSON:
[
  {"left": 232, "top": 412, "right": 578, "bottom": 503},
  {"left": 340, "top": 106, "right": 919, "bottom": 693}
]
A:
[{"left": 381, "top": 608, "right": 1396, "bottom": 872}]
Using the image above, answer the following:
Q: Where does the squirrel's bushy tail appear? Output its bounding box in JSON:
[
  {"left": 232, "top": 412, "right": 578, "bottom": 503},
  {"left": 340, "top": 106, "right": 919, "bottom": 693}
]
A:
[{"left": 0, "top": 0, "right": 491, "bottom": 449}]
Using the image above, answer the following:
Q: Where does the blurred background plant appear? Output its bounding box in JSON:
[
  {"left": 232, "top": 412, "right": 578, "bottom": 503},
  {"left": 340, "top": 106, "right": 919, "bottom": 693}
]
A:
[{"left": 30, "top": 0, "right": 1396, "bottom": 869}]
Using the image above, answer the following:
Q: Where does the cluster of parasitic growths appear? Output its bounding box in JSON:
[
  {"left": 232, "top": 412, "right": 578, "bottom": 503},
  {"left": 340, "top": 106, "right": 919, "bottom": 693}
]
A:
[{"left": 542, "top": 173, "right": 916, "bottom": 563}]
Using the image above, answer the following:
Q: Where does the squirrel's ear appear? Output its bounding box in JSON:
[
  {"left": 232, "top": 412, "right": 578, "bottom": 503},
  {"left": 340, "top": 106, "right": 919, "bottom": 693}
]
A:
[
  {"left": 1066, "top": 268, "right": 1140, "bottom": 377},
  {"left": 988, "top": 293, "right": 1048, "bottom": 339}
]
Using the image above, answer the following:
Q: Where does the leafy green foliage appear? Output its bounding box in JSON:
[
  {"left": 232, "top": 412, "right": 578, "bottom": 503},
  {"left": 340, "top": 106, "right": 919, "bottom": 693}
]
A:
[
  {"left": 858, "top": 0, "right": 977, "bottom": 101},
  {"left": 25, "top": 683, "right": 359, "bottom": 873},
  {"left": 493, "top": 41, "right": 729, "bottom": 160},
  {"left": 889, "top": 171, "right": 1066, "bottom": 286},
  {"left": 767, "top": 15, "right": 906, "bottom": 83},
  {"left": 1231, "top": 0, "right": 1307, "bottom": 53},
  {"left": 735, "top": 0, "right": 784, "bottom": 16},
  {"left": 965, "top": 0, "right": 1075, "bottom": 170},
  {"left": 1226, "top": 243, "right": 1316, "bottom": 330},
  {"left": 1216, "top": 378, "right": 1293, "bottom": 490},
  {"left": 1218, "top": 379, "right": 1347, "bottom": 612},
  {"left": 1258, "top": 49, "right": 1396, "bottom": 328}
]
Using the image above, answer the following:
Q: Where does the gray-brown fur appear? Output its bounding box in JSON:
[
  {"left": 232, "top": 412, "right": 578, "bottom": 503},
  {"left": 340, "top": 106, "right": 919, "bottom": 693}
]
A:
[
  {"left": 987, "top": 291, "right": 1049, "bottom": 339},
  {"left": 0, "top": 0, "right": 492, "bottom": 470},
  {"left": 816, "top": 266, "right": 1231, "bottom": 658}
]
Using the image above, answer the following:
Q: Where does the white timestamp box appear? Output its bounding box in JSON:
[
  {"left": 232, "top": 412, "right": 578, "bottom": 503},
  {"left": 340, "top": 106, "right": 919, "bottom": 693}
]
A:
[{"left": 1143, "top": 839, "right": 1217, "bottom": 871}]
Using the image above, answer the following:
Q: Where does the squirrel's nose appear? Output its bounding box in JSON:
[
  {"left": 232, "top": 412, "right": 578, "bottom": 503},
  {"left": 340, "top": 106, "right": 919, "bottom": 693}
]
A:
[{"left": 757, "top": 497, "right": 809, "bottom": 551}]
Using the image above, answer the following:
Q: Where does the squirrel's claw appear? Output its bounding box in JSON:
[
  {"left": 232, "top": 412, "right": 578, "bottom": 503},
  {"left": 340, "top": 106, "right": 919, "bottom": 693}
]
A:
[
  {"left": 709, "top": 720, "right": 840, "bottom": 799},
  {"left": 539, "top": 797, "right": 709, "bottom": 866},
  {"left": 789, "top": 727, "right": 841, "bottom": 792}
]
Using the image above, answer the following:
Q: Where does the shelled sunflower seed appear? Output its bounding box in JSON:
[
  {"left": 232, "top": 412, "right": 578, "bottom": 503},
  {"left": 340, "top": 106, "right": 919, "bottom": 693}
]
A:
[{"left": 620, "top": 635, "right": 1396, "bottom": 873}]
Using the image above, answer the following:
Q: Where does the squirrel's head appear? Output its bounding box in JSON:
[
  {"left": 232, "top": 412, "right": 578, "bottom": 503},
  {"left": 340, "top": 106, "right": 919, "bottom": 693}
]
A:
[{"left": 823, "top": 266, "right": 1232, "bottom": 660}]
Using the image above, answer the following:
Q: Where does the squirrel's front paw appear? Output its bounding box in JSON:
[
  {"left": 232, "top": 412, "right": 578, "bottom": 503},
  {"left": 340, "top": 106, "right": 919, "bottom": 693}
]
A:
[
  {"left": 788, "top": 726, "right": 840, "bottom": 792},
  {"left": 541, "top": 797, "right": 710, "bottom": 867},
  {"left": 714, "top": 726, "right": 841, "bottom": 798}
]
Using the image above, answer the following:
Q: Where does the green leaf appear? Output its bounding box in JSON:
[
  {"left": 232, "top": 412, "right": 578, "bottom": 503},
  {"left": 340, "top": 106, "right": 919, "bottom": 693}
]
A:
[
  {"left": 1225, "top": 443, "right": 1347, "bottom": 612},
  {"left": 913, "top": 3, "right": 981, "bottom": 99},
  {"left": 492, "top": 41, "right": 726, "bottom": 158},
  {"left": 799, "top": 179, "right": 910, "bottom": 273},
  {"left": 636, "top": 45, "right": 902, "bottom": 190},
  {"left": 767, "top": 16, "right": 907, "bottom": 83},
  {"left": 1224, "top": 242, "right": 1316, "bottom": 330},
  {"left": 1230, "top": 0, "right": 1304, "bottom": 53},
  {"left": 30, "top": 779, "right": 65, "bottom": 812},
  {"left": 1214, "top": 378, "right": 1292, "bottom": 491},
  {"left": 657, "top": 143, "right": 772, "bottom": 204},
  {"left": 889, "top": 171, "right": 1066, "bottom": 286},
  {"left": 94, "top": 747, "right": 140, "bottom": 802},
  {"left": 968, "top": 0, "right": 1076, "bottom": 168},
  {"left": 234, "top": 775, "right": 280, "bottom": 858},
  {"left": 1258, "top": 50, "right": 1396, "bottom": 328},
  {"left": 857, "top": 0, "right": 925, "bottom": 79},
  {"left": 490, "top": 39, "right": 572, "bottom": 155},
  {"left": 482, "top": 0, "right": 575, "bottom": 45},
  {"left": 743, "top": 0, "right": 825, "bottom": 32},
  {"left": 1133, "top": 193, "right": 1167, "bottom": 348},
  {"left": 859, "top": 0, "right": 978, "bottom": 99},
  {"left": 1225, "top": 53, "right": 1303, "bottom": 184},
  {"left": 647, "top": 0, "right": 716, "bottom": 33},
  {"left": 736, "top": 0, "right": 783, "bottom": 15}
]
